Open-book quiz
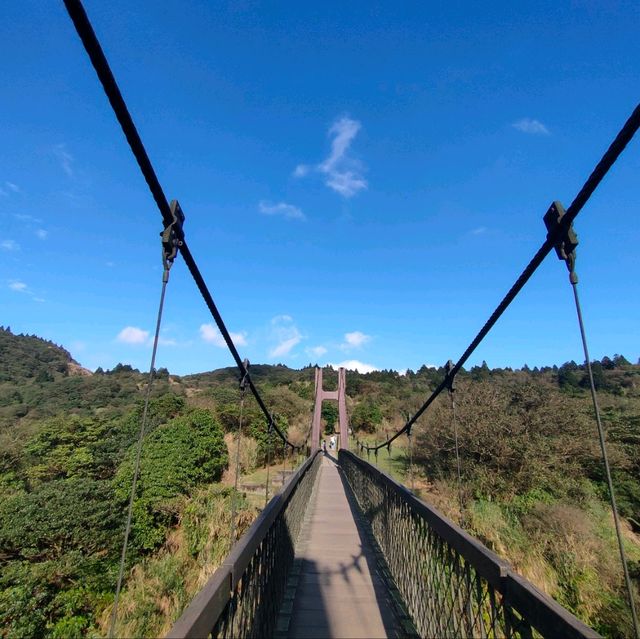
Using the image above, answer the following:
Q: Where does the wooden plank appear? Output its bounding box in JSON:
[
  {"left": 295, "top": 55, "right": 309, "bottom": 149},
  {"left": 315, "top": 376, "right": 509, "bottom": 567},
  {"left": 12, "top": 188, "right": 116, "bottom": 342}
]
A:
[{"left": 288, "top": 456, "right": 401, "bottom": 639}]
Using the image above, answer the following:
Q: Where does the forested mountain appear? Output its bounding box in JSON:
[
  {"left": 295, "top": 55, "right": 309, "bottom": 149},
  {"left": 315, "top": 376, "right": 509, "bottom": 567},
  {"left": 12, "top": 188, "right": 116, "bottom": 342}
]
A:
[{"left": 0, "top": 327, "right": 638, "bottom": 637}]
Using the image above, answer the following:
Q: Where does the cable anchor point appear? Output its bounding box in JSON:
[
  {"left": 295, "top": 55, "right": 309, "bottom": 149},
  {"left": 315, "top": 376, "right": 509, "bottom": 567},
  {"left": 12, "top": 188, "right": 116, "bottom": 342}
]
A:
[
  {"left": 161, "top": 200, "right": 185, "bottom": 280},
  {"left": 544, "top": 201, "right": 579, "bottom": 284}
]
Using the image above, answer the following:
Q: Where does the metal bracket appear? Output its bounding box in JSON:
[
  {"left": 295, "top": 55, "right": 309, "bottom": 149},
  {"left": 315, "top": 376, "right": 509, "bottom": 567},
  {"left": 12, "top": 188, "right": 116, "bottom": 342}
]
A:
[
  {"left": 161, "top": 200, "right": 185, "bottom": 274},
  {"left": 444, "top": 360, "right": 456, "bottom": 393},
  {"left": 543, "top": 201, "right": 579, "bottom": 283}
]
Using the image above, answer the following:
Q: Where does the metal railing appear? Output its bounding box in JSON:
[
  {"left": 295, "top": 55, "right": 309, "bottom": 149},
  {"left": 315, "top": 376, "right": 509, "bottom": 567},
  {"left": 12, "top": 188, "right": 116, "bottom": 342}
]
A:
[
  {"left": 339, "top": 450, "right": 600, "bottom": 639},
  {"left": 167, "top": 451, "right": 321, "bottom": 639}
]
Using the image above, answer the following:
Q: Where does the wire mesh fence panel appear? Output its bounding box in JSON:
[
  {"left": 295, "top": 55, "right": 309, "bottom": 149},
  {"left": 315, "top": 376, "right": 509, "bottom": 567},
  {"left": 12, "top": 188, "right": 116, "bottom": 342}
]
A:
[
  {"left": 168, "top": 452, "right": 321, "bottom": 639},
  {"left": 339, "top": 450, "right": 599, "bottom": 639}
]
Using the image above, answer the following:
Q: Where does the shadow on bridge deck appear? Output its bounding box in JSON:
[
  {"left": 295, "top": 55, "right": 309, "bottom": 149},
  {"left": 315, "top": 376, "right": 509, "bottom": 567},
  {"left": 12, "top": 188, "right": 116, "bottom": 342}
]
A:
[{"left": 282, "top": 454, "right": 403, "bottom": 639}]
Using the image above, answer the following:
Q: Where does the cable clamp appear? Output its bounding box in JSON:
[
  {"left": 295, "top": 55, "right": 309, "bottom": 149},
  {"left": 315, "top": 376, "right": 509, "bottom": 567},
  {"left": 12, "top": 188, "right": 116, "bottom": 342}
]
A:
[
  {"left": 543, "top": 201, "right": 579, "bottom": 283},
  {"left": 161, "top": 200, "right": 185, "bottom": 274},
  {"left": 444, "top": 359, "right": 456, "bottom": 393}
]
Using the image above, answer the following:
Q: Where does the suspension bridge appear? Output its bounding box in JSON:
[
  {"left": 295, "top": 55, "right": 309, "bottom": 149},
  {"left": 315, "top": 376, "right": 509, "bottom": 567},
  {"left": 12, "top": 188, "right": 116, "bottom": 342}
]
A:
[{"left": 60, "top": 1, "right": 640, "bottom": 637}]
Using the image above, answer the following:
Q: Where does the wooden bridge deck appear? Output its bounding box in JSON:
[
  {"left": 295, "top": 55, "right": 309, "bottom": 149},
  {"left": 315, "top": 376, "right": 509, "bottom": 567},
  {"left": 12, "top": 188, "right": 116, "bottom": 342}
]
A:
[{"left": 283, "top": 454, "right": 402, "bottom": 639}]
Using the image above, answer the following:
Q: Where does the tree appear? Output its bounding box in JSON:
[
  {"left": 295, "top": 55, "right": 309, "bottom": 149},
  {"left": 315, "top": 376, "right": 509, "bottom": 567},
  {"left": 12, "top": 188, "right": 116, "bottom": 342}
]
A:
[
  {"left": 351, "top": 400, "right": 382, "bottom": 433},
  {"left": 113, "top": 408, "right": 228, "bottom": 550},
  {"left": 321, "top": 403, "right": 339, "bottom": 434}
]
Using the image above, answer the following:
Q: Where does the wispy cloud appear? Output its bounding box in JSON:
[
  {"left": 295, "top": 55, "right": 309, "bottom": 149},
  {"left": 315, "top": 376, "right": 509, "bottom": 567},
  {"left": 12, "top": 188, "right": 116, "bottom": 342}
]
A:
[
  {"left": 269, "top": 315, "right": 302, "bottom": 358},
  {"left": 512, "top": 118, "right": 550, "bottom": 135},
  {"left": 341, "top": 330, "right": 371, "bottom": 350},
  {"left": 330, "top": 359, "right": 378, "bottom": 374},
  {"left": 54, "top": 144, "right": 74, "bottom": 176},
  {"left": 8, "top": 280, "right": 27, "bottom": 292},
  {"left": 307, "top": 345, "right": 327, "bottom": 357},
  {"left": 35, "top": 229, "right": 48, "bottom": 240},
  {"left": 470, "top": 226, "right": 487, "bottom": 235},
  {"left": 116, "top": 326, "right": 149, "bottom": 345},
  {"left": 7, "top": 279, "right": 44, "bottom": 302},
  {"left": 319, "top": 117, "right": 367, "bottom": 197},
  {"left": 258, "top": 200, "right": 305, "bottom": 220},
  {"left": 1, "top": 240, "right": 19, "bottom": 251},
  {"left": 293, "top": 164, "right": 310, "bottom": 178},
  {"left": 200, "top": 323, "right": 248, "bottom": 347},
  {"left": 1, "top": 182, "right": 20, "bottom": 197},
  {"left": 14, "top": 213, "right": 42, "bottom": 223},
  {"left": 294, "top": 116, "right": 368, "bottom": 198}
]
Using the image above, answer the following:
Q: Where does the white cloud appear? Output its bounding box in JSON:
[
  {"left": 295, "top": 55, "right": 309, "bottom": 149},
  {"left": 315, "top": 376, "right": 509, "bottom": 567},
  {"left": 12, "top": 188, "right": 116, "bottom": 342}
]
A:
[
  {"left": 269, "top": 315, "right": 302, "bottom": 358},
  {"left": 294, "top": 116, "right": 368, "bottom": 198},
  {"left": 117, "top": 326, "right": 149, "bottom": 345},
  {"left": 319, "top": 116, "right": 367, "bottom": 197},
  {"left": 54, "top": 144, "right": 74, "bottom": 176},
  {"left": 258, "top": 200, "right": 305, "bottom": 220},
  {"left": 158, "top": 337, "right": 178, "bottom": 347},
  {"left": 325, "top": 171, "right": 367, "bottom": 198},
  {"left": 8, "top": 280, "right": 27, "bottom": 292},
  {"left": 471, "top": 226, "right": 487, "bottom": 235},
  {"left": 200, "top": 323, "right": 248, "bottom": 347},
  {"left": 5, "top": 182, "right": 20, "bottom": 193},
  {"left": 1, "top": 240, "right": 19, "bottom": 251},
  {"left": 512, "top": 118, "right": 550, "bottom": 135},
  {"left": 35, "top": 229, "right": 48, "bottom": 240},
  {"left": 331, "top": 359, "right": 378, "bottom": 374},
  {"left": 293, "top": 164, "right": 310, "bottom": 177},
  {"left": 270, "top": 336, "right": 301, "bottom": 357},
  {"left": 307, "top": 345, "right": 328, "bottom": 357},
  {"left": 342, "top": 330, "right": 371, "bottom": 349}
]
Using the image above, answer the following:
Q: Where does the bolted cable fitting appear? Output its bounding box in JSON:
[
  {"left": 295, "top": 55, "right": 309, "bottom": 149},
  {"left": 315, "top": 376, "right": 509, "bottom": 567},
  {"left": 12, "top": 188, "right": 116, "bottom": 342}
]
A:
[
  {"left": 544, "top": 201, "right": 579, "bottom": 284},
  {"left": 444, "top": 359, "right": 456, "bottom": 394},
  {"left": 161, "top": 200, "right": 185, "bottom": 280}
]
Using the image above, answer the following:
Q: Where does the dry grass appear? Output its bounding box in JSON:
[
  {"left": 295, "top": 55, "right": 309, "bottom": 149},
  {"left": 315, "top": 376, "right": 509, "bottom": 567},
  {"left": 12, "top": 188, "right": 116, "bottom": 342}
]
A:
[{"left": 97, "top": 484, "right": 258, "bottom": 638}]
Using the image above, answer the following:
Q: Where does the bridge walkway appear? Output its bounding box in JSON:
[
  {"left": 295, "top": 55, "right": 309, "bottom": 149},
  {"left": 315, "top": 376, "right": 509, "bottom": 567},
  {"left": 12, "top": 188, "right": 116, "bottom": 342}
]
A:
[{"left": 282, "top": 454, "right": 403, "bottom": 639}]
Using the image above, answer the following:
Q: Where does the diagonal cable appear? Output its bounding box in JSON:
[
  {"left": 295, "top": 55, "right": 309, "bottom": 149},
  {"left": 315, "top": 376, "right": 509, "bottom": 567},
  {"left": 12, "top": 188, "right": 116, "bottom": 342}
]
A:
[
  {"left": 571, "top": 281, "right": 639, "bottom": 638},
  {"left": 62, "top": 0, "right": 297, "bottom": 451},
  {"left": 108, "top": 270, "right": 170, "bottom": 638},
  {"left": 362, "top": 102, "right": 640, "bottom": 453}
]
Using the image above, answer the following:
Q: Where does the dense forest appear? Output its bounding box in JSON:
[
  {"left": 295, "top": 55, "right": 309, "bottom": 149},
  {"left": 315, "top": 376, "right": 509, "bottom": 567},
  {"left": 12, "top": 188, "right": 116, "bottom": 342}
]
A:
[{"left": 0, "top": 326, "right": 638, "bottom": 637}]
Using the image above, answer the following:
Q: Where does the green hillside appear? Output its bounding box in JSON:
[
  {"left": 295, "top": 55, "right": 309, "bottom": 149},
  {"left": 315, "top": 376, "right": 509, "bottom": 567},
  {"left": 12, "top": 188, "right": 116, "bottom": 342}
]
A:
[{"left": 0, "top": 327, "right": 638, "bottom": 637}]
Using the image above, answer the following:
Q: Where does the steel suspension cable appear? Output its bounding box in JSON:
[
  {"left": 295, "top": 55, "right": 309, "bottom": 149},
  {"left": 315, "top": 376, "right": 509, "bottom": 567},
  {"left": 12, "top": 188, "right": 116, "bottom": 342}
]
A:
[
  {"left": 229, "top": 363, "right": 249, "bottom": 550},
  {"left": 449, "top": 388, "right": 464, "bottom": 524},
  {"left": 109, "top": 258, "right": 174, "bottom": 638},
  {"left": 570, "top": 280, "right": 639, "bottom": 638},
  {"left": 264, "top": 422, "right": 273, "bottom": 507},
  {"left": 62, "top": 0, "right": 296, "bottom": 452},
  {"left": 444, "top": 360, "right": 465, "bottom": 523},
  {"left": 363, "top": 102, "right": 640, "bottom": 454}
]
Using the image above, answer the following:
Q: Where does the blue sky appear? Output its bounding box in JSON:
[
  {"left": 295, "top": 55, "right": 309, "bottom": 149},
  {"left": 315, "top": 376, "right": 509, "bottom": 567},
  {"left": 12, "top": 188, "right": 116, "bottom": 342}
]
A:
[{"left": 1, "top": 1, "right": 638, "bottom": 375}]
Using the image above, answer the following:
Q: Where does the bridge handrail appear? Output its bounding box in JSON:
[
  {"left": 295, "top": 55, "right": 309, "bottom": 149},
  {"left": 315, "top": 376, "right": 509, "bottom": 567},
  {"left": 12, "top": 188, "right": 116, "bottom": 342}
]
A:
[
  {"left": 340, "top": 450, "right": 600, "bottom": 639},
  {"left": 167, "top": 450, "right": 321, "bottom": 639}
]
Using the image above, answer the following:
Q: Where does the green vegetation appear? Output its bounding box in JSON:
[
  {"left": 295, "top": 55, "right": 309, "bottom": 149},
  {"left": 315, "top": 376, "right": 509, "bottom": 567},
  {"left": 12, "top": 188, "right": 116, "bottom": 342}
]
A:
[{"left": 0, "top": 326, "right": 638, "bottom": 636}]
